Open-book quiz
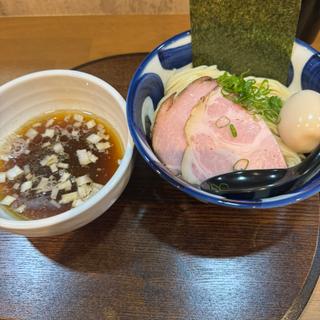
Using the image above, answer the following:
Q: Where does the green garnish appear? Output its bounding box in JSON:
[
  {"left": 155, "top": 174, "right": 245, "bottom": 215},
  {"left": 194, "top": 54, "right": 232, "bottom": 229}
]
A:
[
  {"left": 217, "top": 72, "right": 283, "bottom": 124},
  {"left": 229, "top": 123, "right": 237, "bottom": 137}
]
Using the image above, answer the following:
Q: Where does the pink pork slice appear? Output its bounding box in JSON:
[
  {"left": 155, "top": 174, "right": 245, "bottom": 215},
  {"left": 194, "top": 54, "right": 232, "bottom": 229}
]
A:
[
  {"left": 181, "top": 87, "right": 287, "bottom": 184},
  {"left": 152, "top": 76, "right": 217, "bottom": 174}
]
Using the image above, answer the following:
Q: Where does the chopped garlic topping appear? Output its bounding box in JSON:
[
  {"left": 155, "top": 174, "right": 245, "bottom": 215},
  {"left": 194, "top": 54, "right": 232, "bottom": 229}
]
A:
[
  {"left": 16, "top": 205, "right": 26, "bottom": 213},
  {"left": 24, "top": 150, "right": 31, "bottom": 155},
  {"left": 26, "top": 173, "right": 33, "bottom": 180},
  {"left": 42, "top": 142, "right": 51, "bottom": 148},
  {"left": 25, "top": 128, "right": 38, "bottom": 139},
  {"left": 86, "top": 133, "right": 102, "bottom": 144},
  {"left": 21, "top": 181, "right": 32, "bottom": 192},
  {"left": 76, "top": 174, "right": 92, "bottom": 186},
  {"left": 96, "top": 141, "right": 111, "bottom": 151},
  {"left": 45, "top": 118, "right": 55, "bottom": 127},
  {"left": 42, "top": 128, "right": 55, "bottom": 138},
  {"left": 59, "top": 192, "right": 78, "bottom": 204},
  {"left": 0, "top": 172, "right": 6, "bottom": 183},
  {"left": 40, "top": 154, "right": 58, "bottom": 166},
  {"left": 74, "top": 114, "right": 84, "bottom": 122},
  {"left": 0, "top": 195, "right": 16, "bottom": 206},
  {"left": 6, "top": 165, "right": 24, "bottom": 180},
  {"left": 86, "top": 120, "right": 96, "bottom": 129}
]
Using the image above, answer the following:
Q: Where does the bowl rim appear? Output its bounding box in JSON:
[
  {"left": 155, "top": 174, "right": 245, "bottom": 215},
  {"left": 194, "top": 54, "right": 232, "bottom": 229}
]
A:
[
  {"left": 0, "top": 69, "right": 134, "bottom": 229},
  {"left": 126, "top": 30, "right": 320, "bottom": 209}
]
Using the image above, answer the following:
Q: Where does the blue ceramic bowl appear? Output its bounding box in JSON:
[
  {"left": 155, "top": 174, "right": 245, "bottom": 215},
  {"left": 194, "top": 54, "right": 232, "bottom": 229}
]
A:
[{"left": 127, "top": 31, "right": 320, "bottom": 209}]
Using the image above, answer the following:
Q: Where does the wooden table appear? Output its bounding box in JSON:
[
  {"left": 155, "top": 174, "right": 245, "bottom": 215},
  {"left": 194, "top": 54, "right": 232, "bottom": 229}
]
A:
[{"left": 0, "top": 16, "right": 319, "bottom": 320}]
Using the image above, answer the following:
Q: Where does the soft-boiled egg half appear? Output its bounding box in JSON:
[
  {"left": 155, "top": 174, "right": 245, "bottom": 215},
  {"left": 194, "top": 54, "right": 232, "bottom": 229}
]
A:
[{"left": 278, "top": 90, "right": 320, "bottom": 153}]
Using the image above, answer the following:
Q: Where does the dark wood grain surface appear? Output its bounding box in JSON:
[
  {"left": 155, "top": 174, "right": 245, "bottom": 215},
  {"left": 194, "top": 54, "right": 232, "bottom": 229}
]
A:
[{"left": 0, "top": 54, "right": 319, "bottom": 320}]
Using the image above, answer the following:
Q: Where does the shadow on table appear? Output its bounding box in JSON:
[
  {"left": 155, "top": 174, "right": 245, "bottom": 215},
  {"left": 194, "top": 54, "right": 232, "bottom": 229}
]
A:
[
  {"left": 28, "top": 158, "right": 312, "bottom": 272},
  {"left": 28, "top": 203, "right": 129, "bottom": 273}
]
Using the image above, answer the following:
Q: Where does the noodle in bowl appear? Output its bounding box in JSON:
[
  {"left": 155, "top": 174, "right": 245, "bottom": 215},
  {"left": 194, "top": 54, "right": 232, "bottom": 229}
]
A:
[{"left": 127, "top": 31, "right": 320, "bottom": 208}]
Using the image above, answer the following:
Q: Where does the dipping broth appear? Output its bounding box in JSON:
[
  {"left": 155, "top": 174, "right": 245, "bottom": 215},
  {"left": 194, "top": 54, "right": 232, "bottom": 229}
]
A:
[{"left": 0, "top": 110, "right": 123, "bottom": 220}]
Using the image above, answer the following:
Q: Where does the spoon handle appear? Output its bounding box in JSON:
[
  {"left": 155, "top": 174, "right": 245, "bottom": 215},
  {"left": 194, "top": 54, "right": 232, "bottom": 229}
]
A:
[
  {"left": 297, "top": 144, "right": 320, "bottom": 175},
  {"left": 290, "top": 144, "right": 320, "bottom": 191}
]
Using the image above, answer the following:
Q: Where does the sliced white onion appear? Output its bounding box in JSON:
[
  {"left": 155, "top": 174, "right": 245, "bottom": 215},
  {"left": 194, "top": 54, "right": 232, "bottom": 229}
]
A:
[
  {"left": 25, "top": 128, "right": 38, "bottom": 139},
  {"left": 76, "top": 174, "right": 92, "bottom": 186},
  {"left": 96, "top": 142, "right": 111, "bottom": 151},
  {"left": 6, "top": 165, "right": 24, "bottom": 180},
  {"left": 50, "top": 199, "right": 61, "bottom": 208},
  {"left": 77, "top": 149, "right": 91, "bottom": 166},
  {"left": 0, "top": 195, "right": 16, "bottom": 206},
  {"left": 57, "top": 180, "right": 72, "bottom": 191},
  {"left": 86, "top": 120, "right": 96, "bottom": 129},
  {"left": 78, "top": 184, "right": 92, "bottom": 199},
  {"left": 0, "top": 172, "right": 6, "bottom": 183},
  {"left": 72, "top": 199, "right": 84, "bottom": 208},
  {"left": 86, "top": 134, "right": 102, "bottom": 144},
  {"left": 45, "top": 118, "right": 55, "bottom": 127},
  {"left": 42, "top": 142, "right": 51, "bottom": 148},
  {"left": 59, "top": 192, "right": 78, "bottom": 204},
  {"left": 23, "top": 165, "right": 30, "bottom": 175},
  {"left": 20, "top": 180, "right": 32, "bottom": 192},
  {"left": 50, "top": 164, "right": 58, "bottom": 173},
  {"left": 73, "top": 114, "right": 84, "bottom": 122},
  {"left": 40, "top": 154, "right": 58, "bottom": 166},
  {"left": 57, "top": 162, "right": 69, "bottom": 169},
  {"left": 42, "top": 128, "right": 55, "bottom": 138},
  {"left": 50, "top": 187, "right": 59, "bottom": 200},
  {"left": 16, "top": 204, "right": 26, "bottom": 213},
  {"left": 13, "top": 183, "right": 20, "bottom": 190}
]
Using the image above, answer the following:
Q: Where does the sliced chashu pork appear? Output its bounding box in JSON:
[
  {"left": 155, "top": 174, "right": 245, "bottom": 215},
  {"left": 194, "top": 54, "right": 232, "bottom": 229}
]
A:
[
  {"left": 181, "top": 87, "right": 287, "bottom": 184},
  {"left": 152, "top": 77, "right": 217, "bottom": 174}
]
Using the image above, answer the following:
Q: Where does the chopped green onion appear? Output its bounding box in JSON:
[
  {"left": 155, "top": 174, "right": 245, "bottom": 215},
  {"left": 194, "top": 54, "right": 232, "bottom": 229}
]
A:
[
  {"left": 233, "top": 159, "right": 249, "bottom": 171},
  {"left": 217, "top": 72, "right": 283, "bottom": 125},
  {"left": 229, "top": 124, "right": 237, "bottom": 137},
  {"left": 215, "top": 116, "right": 230, "bottom": 128}
]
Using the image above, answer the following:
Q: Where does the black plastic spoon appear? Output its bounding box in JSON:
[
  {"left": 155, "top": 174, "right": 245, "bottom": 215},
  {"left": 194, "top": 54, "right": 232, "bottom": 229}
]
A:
[{"left": 200, "top": 144, "right": 320, "bottom": 200}]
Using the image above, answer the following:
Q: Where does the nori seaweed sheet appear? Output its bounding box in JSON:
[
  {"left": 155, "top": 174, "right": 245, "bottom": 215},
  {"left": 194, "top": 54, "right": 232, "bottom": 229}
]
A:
[{"left": 190, "top": 0, "right": 301, "bottom": 84}]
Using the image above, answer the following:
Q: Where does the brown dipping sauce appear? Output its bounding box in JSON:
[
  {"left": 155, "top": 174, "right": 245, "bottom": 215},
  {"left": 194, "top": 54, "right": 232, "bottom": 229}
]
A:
[{"left": 0, "top": 110, "right": 123, "bottom": 220}]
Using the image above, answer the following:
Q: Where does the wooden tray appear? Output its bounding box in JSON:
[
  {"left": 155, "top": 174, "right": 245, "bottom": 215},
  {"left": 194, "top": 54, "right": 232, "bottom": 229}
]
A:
[{"left": 1, "top": 54, "right": 320, "bottom": 320}]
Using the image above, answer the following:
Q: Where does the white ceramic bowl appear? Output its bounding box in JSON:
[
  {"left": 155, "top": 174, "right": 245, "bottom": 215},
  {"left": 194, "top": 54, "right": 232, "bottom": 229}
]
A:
[{"left": 0, "top": 70, "right": 134, "bottom": 236}]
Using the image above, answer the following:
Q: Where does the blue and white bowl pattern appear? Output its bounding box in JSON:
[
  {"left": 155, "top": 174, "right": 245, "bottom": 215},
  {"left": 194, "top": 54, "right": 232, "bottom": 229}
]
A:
[{"left": 127, "top": 31, "right": 320, "bottom": 208}]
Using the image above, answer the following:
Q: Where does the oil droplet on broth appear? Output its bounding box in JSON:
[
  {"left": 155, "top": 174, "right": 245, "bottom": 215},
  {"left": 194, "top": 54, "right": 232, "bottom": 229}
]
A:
[{"left": 0, "top": 110, "right": 124, "bottom": 220}]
